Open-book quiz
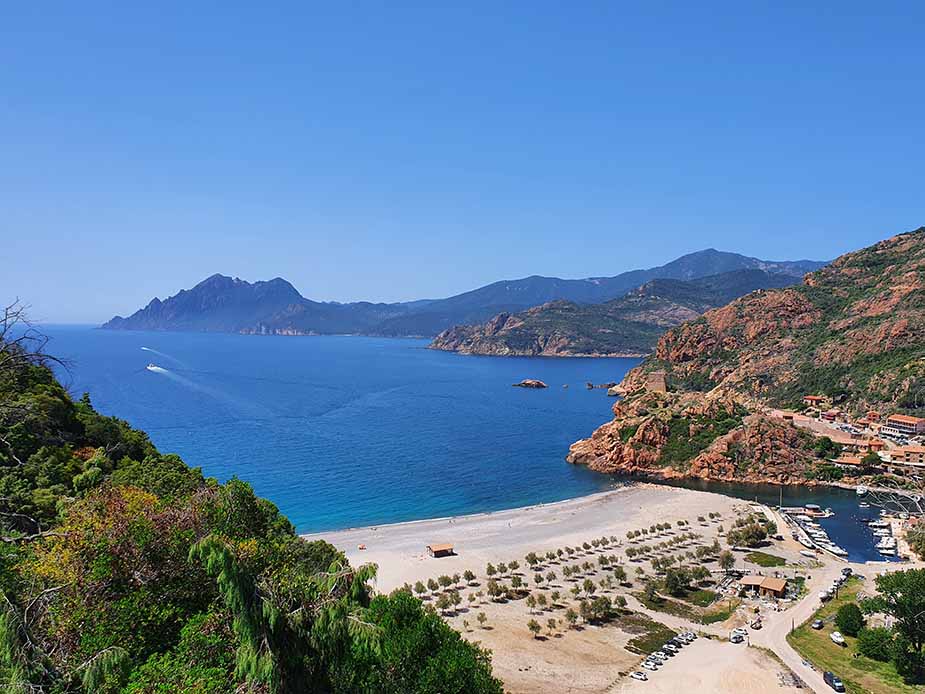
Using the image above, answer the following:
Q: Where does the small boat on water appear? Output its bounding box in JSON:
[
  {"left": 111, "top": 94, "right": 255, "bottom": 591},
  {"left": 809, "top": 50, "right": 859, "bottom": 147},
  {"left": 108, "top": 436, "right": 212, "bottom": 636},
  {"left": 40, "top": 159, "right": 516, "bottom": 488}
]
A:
[
  {"left": 856, "top": 486, "right": 868, "bottom": 496},
  {"left": 859, "top": 501, "right": 870, "bottom": 508}
]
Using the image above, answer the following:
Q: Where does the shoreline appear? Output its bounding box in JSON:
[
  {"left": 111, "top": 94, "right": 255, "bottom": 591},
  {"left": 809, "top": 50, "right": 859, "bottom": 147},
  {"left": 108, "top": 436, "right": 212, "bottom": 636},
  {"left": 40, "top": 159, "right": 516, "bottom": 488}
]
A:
[
  {"left": 301, "top": 482, "right": 748, "bottom": 592},
  {"left": 300, "top": 485, "right": 632, "bottom": 536}
]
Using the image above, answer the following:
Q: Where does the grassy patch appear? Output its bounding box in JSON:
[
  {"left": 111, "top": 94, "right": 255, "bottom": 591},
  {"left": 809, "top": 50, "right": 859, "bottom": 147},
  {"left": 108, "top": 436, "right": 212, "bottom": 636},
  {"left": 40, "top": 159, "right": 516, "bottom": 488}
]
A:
[
  {"left": 786, "top": 577, "right": 917, "bottom": 694},
  {"left": 680, "top": 588, "right": 718, "bottom": 607},
  {"left": 635, "top": 591, "right": 696, "bottom": 620},
  {"left": 744, "top": 551, "right": 786, "bottom": 567},
  {"left": 617, "top": 612, "right": 678, "bottom": 655},
  {"left": 698, "top": 598, "right": 740, "bottom": 625}
]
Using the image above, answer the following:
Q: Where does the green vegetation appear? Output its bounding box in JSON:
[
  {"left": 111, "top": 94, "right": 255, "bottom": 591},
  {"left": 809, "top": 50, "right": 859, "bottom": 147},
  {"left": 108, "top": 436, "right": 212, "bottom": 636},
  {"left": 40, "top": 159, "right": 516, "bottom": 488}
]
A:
[
  {"left": 805, "top": 463, "right": 846, "bottom": 482},
  {"left": 431, "top": 271, "right": 798, "bottom": 358},
  {"left": 836, "top": 603, "right": 865, "bottom": 637},
  {"left": 744, "top": 551, "right": 786, "bottom": 567},
  {"left": 788, "top": 576, "right": 920, "bottom": 693},
  {"left": 0, "top": 311, "right": 502, "bottom": 693},
  {"left": 698, "top": 599, "right": 739, "bottom": 625},
  {"left": 640, "top": 228, "right": 925, "bottom": 417},
  {"left": 906, "top": 524, "right": 925, "bottom": 560},
  {"left": 726, "top": 514, "right": 776, "bottom": 548},
  {"left": 862, "top": 569, "right": 925, "bottom": 684},
  {"left": 617, "top": 612, "right": 677, "bottom": 655},
  {"left": 682, "top": 588, "right": 718, "bottom": 608},
  {"left": 656, "top": 406, "right": 746, "bottom": 470}
]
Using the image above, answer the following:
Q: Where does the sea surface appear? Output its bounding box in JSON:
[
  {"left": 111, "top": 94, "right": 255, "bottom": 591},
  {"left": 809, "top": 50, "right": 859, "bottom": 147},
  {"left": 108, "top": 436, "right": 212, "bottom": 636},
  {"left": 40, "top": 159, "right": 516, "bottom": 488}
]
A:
[
  {"left": 42, "top": 326, "right": 892, "bottom": 561},
  {"left": 43, "top": 326, "right": 629, "bottom": 532}
]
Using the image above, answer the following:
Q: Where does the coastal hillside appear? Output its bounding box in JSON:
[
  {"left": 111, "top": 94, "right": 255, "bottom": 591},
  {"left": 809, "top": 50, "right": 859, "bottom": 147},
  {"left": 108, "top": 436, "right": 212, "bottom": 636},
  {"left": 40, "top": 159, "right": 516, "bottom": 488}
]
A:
[
  {"left": 428, "top": 269, "right": 797, "bottom": 357},
  {"left": 568, "top": 227, "right": 925, "bottom": 484},
  {"left": 101, "top": 273, "right": 409, "bottom": 335},
  {"left": 0, "top": 311, "right": 502, "bottom": 693},
  {"left": 102, "top": 251, "right": 824, "bottom": 337}
]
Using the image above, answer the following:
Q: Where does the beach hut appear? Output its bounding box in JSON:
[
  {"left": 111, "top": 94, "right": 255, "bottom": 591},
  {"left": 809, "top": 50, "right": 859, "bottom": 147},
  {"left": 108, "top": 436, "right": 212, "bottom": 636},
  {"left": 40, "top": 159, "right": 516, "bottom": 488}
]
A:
[{"left": 426, "top": 543, "right": 454, "bottom": 558}]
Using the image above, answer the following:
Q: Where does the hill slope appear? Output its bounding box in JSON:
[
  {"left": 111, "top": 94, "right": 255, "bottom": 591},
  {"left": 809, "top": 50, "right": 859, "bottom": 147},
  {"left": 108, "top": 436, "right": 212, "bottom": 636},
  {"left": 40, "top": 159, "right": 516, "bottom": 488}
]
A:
[
  {"left": 0, "top": 318, "right": 502, "bottom": 692},
  {"left": 567, "top": 227, "right": 925, "bottom": 485},
  {"left": 102, "top": 251, "right": 824, "bottom": 337},
  {"left": 428, "top": 269, "right": 798, "bottom": 357}
]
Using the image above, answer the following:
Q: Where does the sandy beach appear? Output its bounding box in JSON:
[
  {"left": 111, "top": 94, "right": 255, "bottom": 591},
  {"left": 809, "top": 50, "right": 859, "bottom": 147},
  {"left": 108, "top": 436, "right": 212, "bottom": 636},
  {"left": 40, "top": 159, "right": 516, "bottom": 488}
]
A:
[{"left": 302, "top": 483, "right": 744, "bottom": 593}]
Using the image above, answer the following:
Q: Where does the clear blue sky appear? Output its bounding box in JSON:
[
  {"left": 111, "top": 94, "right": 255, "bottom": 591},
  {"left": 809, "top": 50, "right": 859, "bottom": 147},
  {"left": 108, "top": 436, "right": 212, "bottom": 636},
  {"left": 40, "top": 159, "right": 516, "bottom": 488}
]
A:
[{"left": 3, "top": 2, "right": 923, "bottom": 322}]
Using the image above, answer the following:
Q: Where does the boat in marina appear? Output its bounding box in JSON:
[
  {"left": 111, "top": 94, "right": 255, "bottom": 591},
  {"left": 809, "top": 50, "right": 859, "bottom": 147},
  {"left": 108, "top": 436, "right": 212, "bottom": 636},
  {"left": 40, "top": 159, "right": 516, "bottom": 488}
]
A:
[{"left": 857, "top": 486, "right": 868, "bottom": 496}]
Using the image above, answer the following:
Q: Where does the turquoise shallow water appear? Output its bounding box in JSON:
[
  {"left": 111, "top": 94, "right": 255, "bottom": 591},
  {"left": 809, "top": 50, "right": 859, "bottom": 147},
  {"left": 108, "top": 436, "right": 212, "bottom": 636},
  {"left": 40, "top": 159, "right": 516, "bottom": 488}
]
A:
[{"left": 44, "top": 326, "right": 635, "bottom": 532}]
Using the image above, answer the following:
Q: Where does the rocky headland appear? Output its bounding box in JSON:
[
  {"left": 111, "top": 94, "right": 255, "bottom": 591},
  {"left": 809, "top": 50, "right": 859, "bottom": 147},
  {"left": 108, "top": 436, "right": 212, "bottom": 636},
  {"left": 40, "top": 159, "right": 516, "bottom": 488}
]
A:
[{"left": 568, "top": 227, "right": 925, "bottom": 486}]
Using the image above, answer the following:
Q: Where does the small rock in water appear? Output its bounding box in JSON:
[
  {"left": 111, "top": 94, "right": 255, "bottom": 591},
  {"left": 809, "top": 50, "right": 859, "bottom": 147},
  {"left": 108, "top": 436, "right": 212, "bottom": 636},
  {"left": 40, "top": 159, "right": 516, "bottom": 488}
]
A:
[{"left": 513, "top": 379, "right": 548, "bottom": 389}]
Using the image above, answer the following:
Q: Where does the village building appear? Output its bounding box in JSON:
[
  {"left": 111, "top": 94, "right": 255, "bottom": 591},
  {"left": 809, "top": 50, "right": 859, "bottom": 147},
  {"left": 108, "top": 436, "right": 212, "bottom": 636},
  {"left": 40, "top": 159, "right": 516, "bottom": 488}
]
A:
[
  {"left": 803, "top": 395, "right": 826, "bottom": 408},
  {"left": 738, "top": 575, "right": 788, "bottom": 599},
  {"left": 889, "top": 446, "right": 925, "bottom": 466},
  {"left": 884, "top": 414, "right": 925, "bottom": 437}
]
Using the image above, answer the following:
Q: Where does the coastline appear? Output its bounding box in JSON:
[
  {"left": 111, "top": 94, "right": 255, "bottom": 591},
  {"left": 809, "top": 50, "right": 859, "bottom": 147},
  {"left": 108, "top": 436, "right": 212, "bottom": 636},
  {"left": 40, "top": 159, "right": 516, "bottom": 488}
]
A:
[{"left": 302, "top": 482, "right": 746, "bottom": 592}]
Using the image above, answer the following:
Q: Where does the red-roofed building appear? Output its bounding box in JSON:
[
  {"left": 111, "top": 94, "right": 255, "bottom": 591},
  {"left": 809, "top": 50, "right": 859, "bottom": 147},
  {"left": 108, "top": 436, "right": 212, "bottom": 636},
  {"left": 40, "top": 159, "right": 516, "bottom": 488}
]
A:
[{"left": 885, "top": 415, "right": 925, "bottom": 436}]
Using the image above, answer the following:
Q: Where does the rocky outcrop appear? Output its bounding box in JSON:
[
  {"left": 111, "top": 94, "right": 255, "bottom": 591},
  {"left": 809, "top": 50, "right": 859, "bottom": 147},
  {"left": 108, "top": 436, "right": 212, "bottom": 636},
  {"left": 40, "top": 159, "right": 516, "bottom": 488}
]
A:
[
  {"left": 513, "top": 379, "right": 548, "bottom": 389},
  {"left": 569, "top": 227, "right": 925, "bottom": 485},
  {"left": 567, "top": 391, "right": 818, "bottom": 484}
]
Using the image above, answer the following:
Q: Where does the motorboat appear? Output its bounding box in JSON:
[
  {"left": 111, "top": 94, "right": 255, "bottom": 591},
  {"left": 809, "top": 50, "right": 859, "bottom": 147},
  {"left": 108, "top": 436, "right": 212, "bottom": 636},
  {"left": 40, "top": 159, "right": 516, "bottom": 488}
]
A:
[{"left": 856, "top": 486, "right": 868, "bottom": 496}]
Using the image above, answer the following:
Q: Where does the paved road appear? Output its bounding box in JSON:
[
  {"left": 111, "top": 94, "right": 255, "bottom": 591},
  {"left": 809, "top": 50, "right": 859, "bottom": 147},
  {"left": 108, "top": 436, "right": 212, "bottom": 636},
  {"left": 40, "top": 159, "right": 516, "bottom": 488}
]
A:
[{"left": 750, "top": 562, "right": 845, "bottom": 694}]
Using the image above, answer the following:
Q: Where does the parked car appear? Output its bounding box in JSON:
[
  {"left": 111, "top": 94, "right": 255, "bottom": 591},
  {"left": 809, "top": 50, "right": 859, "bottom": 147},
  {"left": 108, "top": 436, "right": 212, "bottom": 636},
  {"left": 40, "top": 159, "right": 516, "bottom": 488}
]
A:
[
  {"left": 651, "top": 651, "right": 668, "bottom": 661},
  {"left": 750, "top": 620, "right": 762, "bottom": 630},
  {"left": 818, "top": 591, "right": 831, "bottom": 601},
  {"left": 823, "top": 671, "right": 846, "bottom": 692},
  {"left": 730, "top": 632, "right": 745, "bottom": 644},
  {"left": 732, "top": 627, "right": 748, "bottom": 636},
  {"left": 630, "top": 671, "right": 648, "bottom": 681},
  {"left": 642, "top": 661, "right": 658, "bottom": 671},
  {"left": 811, "top": 619, "right": 823, "bottom": 630},
  {"left": 664, "top": 643, "right": 680, "bottom": 653},
  {"left": 830, "top": 631, "right": 846, "bottom": 646},
  {"left": 841, "top": 567, "right": 852, "bottom": 576},
  {"left": 684, "top": 631, "right": 697, "bottom": 640}
]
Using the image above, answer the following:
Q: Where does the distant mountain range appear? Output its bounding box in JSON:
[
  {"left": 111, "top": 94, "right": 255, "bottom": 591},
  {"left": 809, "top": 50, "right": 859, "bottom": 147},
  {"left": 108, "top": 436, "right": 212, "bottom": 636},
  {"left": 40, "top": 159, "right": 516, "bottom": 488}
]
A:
[
  {"left": 101, "top": 250, "right": 825, "bottom": 337},
  {"left": 428, "top": 269, "right": 799, "bottom": 357}
]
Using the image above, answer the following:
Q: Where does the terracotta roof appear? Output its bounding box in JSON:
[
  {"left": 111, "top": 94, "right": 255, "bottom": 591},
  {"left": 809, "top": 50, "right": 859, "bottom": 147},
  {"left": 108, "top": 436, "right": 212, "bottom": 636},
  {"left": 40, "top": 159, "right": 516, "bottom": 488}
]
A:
[
  {"left": 426, "top": 543, "right": 454, "bottom": 553},
  {"left": 888, "top": 414, "right": 925, "bottom": 424},
  {"left": 739, "top": 575, "right": 765, "bottom": 586},
  {"left": 760, "top": 577, "right": 787, "bottom": 592}
]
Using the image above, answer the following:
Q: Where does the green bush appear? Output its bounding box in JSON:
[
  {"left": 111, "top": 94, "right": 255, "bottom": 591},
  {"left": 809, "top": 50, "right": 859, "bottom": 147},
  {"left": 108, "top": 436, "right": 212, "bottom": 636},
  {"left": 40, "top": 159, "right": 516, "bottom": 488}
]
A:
[
  {"left": 835, "top": 602, "right": 864, "bottom": 637},
  {"left": 856, "top": 627, "right": 893, "bottom": 662}
]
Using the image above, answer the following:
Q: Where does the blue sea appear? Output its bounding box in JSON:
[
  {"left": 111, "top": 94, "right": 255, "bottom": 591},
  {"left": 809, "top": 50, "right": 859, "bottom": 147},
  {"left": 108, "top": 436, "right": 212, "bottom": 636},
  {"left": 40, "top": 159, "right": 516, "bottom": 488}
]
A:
[
  {"left": 44, "top": 326, "right": 629, "bottom": 532},
  {"left": 42, "top": 326, "right": 892, "bottom": 562}
]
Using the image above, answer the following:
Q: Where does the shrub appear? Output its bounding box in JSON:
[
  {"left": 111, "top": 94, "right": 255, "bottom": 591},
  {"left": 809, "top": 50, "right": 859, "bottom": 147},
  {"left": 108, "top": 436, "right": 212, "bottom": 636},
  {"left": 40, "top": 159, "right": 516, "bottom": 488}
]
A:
[
  {"left": 835, "top": 602, "right": 864, "bottom": 637},
  {"left": 857, "top": 627, "right": 893, "bottom": 662}
]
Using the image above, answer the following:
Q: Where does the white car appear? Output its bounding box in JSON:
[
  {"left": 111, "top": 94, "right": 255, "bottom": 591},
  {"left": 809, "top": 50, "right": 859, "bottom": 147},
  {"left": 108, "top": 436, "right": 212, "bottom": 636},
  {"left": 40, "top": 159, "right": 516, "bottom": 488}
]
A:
[
  {"left": 830, "top": 631, "right": 846, "bottom": 646},
  {"left": 664, "top": 643, "right": 680, "bottom": 653},
  {"left": 730, "top": 633, "right": 745, "bottom": 644},
  {"left": 630, "top": 671, "right": 648, "bottom": 681},
  {"left": 732, "top": 627, "right": 748, "bottom": 636},
  {"left": 652, "top": 651, "right": 668, "bottom": 661},
  {"left": 684, "top": 631, "right": 697, "bottom": 641},
  {"left": 642, "top": 661, "right": 658, "bottom": 671}
]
